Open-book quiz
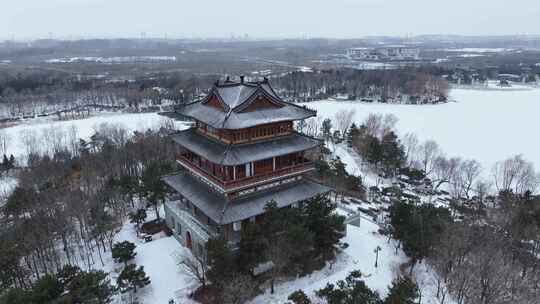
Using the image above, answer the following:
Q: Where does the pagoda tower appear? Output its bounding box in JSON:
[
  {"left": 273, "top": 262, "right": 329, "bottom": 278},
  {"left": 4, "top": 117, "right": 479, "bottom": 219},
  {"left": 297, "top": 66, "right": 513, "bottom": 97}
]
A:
[{"left": 163, "top": 77, "right": 331, "bottom": 256}]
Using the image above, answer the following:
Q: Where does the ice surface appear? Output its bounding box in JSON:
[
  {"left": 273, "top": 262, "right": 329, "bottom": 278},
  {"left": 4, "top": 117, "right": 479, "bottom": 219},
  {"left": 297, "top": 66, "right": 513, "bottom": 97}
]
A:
[
  {"left": 1, "top": 112, "right": 189, "bottom": 159},
  {"left": 301, "top": 86, "right": 540, "bottom": 174}
]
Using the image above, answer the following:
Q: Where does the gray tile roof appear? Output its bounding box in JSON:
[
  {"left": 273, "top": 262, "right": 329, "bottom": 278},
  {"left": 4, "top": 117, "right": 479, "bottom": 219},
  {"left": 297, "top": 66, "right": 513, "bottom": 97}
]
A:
[
  {"left": 215, "top": 85, "right": 258, "bottom": 109},
  {"left": 163, "top": 172, "right": 332, "bottom": 224},
  {"left": 172, "top": 80, "right": 316, "bottom": 129},
  {"left": 176, "top": 102, "right": 315, "bottom": 130},
  {"left": 171, "top": 128, "right": 322, "bottom": 166}
]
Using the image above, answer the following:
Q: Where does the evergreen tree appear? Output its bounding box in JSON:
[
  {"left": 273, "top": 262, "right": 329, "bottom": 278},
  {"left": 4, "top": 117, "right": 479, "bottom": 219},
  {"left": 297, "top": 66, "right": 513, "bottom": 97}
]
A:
[
  {"left": 117, "top": 264, "right": 151, "bottom": 293},
  {"left": 206, "top": 238, "right": 236, "bottom": 290},
  {"left": 288, "top": 290, "right": 312, "bottom": 304},
  {"left": 0, "top": 288, "right": 33, "bottom": 304},
  {"left": 316, "top": 270, "right": 382, "bottom": 304},
  {"left": 112, "top": 241, "right": 137, "bottom": 266},
  {"left": 118, "top": 174, "right": 139, "bottom": 207},
  {"left": 380, "top": 131, "right": 405, "bottom": 177},
  {"left": 31, "top": 274, "right": 63, "bottom": 304},
  {"left": 346, "top": 123, "right": 360, "bottom": 148},
  {"left": 321, "top": 119, "right": 333, "bottom": 141},
  {"left": 302, "top": 195, "right": 345, "bottom": 262},
  {"left": 129, "top": 208, "right": 147, "bottom": 235},
  {"left": 140, "top": 160, "right": 174, "bottom": 220},
  {"left": 389, "top": 201, "right": 452, "bottom": 265},
  {"left": 363, "top": 135, "right": 382, "bottom": 165},
  {"left": 2, "top": 154, "right": 9, "bottom": 172},
  {"left": 384, "top": 276, "right": 419, "bottom": 304},
  {"left": 58, "top": 265, "right": 114, "bottom": 304},
  {"left": 238, "top": 222, "right": 266, "bottom": 273},
  {"left": 332, "top": 130, "right": 342, "bottom": 143}
]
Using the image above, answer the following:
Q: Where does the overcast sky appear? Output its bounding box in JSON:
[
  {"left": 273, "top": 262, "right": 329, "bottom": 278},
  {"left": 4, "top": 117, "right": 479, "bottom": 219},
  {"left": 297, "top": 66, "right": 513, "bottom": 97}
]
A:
[{"left": 2, "top": 0, "right": 540, "bottom": 40}]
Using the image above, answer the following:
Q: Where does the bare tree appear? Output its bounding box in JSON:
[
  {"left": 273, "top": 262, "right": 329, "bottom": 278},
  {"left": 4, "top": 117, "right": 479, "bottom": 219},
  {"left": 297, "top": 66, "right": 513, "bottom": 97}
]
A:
[
  {"left": 222, "top": 273, "right": 257, "bottom": 304},
  {"left": 402, "top": 132, "right": 420, "bottom": 168},
  {"left": 432, "top": 156, "right": 461, "bottom": 190},
  {"left": 0, "top": 129, "right": 11, "bottom": 156},
  {"left": 492, "top": 155, "right": 539, "bottom": 195},
  {"left": 177, "top": 251, "right": 208, "bottom": 288},
  {"left": 363, "top": 113, "right": 398, "bottom": 139},
  {"left": 419, "top": 140, "right": 441, "bottom": 175},
  {"left": 334, "top": 109, "right": 356, "bottom": 138},
  {"left": 456, "top": 160, "right": 482, "bottom": 199}
]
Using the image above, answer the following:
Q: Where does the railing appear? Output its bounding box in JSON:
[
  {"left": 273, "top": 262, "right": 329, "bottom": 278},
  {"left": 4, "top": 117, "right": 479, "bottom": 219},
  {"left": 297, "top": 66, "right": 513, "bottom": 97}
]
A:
[
  {"left": 166, "top": 201, "right": 218, "bottom": 241},
  {"left": 176, "top": 155, "right": 315, "bottom": 192}
]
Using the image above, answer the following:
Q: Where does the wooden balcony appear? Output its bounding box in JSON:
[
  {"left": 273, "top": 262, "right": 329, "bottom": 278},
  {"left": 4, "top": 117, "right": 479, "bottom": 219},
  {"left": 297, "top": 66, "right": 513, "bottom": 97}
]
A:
[{"left": 176, "top": 154, "right": 315, "bottom": 193}]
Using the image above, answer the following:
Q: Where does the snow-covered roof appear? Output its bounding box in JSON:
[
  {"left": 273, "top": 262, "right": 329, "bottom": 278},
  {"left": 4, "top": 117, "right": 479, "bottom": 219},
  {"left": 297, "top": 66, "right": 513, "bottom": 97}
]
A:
[
  {"left": 163, "top": 172, "right": 331, "bottom": 224},
  {"left": 172, "top": 79, "right": 316, "bottom": 129},
  {"left": 171, "top": 128, "right": 322, "bottom": 166}
]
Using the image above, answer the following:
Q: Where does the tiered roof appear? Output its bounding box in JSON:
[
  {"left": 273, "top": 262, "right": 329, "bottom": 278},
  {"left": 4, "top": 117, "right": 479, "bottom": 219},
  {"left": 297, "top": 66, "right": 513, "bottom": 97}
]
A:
[
  {"left": 163, "top": 172, "right": 331, "bottom": 224},
  {"left": 171, "top": 128, "right": 322, "bottom": 166},
  {"left": 163, "top": 78, "right": 330, "bottom": 224},
  {"left": 170, "top": 79, "right": 316, "bottom": 129}
]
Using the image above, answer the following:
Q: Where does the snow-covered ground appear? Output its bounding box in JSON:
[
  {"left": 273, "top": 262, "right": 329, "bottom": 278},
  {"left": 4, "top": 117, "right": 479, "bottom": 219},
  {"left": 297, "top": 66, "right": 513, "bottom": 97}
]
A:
[
  {"left": 0, "top": 112, "right": 188, "bottom": 159},
  {"left": 250, "top": 220, "right": 407, "bottom": 303},
  {"left": 46, "top": 56, "right": 177, "bottom": 64},
  {"left": 301, "top": 85, "right": 540, "bottom": 173},
  {"left": 444, "top": 48, "right": 513, "bottom": 53}
]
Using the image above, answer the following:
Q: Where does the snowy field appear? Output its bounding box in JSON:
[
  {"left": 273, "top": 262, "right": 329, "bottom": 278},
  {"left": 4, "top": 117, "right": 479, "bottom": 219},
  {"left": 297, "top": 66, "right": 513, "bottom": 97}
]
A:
[
  {"left": 0, "top": 112, "right": 188, "bottom": 159},
  {"left": 250, "top": 220, "right": 408, "bottom": 303},
  {"left": 301, "top": 85, "right": 540, "bottom": 173}
]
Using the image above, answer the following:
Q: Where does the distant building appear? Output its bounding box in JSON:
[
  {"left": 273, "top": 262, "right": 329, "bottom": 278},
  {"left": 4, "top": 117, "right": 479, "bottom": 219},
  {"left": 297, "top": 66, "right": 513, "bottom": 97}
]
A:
[
  {"left": 347, "top": 46, "right": 420, "bottom": 61},
  {"left": 162, "top": 77, "right": 332, "bottom": 257}
]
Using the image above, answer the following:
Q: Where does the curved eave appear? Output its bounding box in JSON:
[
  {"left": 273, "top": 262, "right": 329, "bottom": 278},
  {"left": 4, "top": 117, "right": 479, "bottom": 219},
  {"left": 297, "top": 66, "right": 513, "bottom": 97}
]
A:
[
  {"left": 171, "top": 129, "right": 322, "bottom": 166},
  {"left": 174, "top": 102, "right": 316, "bottom": 130},
  {"left": 163, "top": 172, "right": 332, "bottom": 225}
]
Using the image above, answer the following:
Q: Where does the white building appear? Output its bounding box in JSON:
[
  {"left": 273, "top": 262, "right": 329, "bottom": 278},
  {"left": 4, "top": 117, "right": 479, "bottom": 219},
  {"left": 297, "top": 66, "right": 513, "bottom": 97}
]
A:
[{"left": 347, "top": 46, "right": 420, "bottom": 61}]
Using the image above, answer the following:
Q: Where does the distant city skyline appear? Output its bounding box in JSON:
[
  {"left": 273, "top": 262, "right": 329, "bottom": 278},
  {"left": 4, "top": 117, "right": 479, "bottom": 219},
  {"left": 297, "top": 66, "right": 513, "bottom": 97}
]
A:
[{"left": 2, "top": 0, "right": 540, "bottom": 40}]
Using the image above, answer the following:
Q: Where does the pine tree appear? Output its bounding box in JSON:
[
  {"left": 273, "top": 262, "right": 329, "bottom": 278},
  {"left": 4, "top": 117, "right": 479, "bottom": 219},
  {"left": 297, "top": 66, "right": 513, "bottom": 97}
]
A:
[
  {"left": 58, "top": 265, "right": 114, "bottom": 304},
  {"left": 288, "top": 290, "right": 312, "bottom": 304},
  {"left": 31, "top": 274, "right": 64, "bottom": 304},
  {"left": 206, "top": 238, "right": 235, "bottom": 291},
  {"left": 129, "top": 208, "right": 147, "bottom": 235},
  {"left": 302, "top": 194, "right": 345, "bottom": 262},
  {"left": 316, "top": 270, "right": 382, "bottom": 304},
  {"left": 380, "top": 131, "right": 405, "bottom": 177},
  {"left": 346, "top": 123, "right": 360, "bottom": 148},
  {"left": 0, "top": 288, "right": 33, "bottom": 304},
  {"left": 2, "top": 154, "right": 9, "bottom": 172},
  {"left": 384, "top": 276, "right": 419, "bottom": 304},
  {"left": 8, "top": 154, "right": 14, "bottom": 170},
  {"left": 140, "top": 160, "right": 173, "bottom": 220},
  {"left": 363, "top": 135, "right": 382, "bottom": 165},
  {"left": 117, "top": 264, "right": 151, "bottom": 293},
  {"left": 112, "top": 241, "right": 137, "bottom": 266},
  {"left": 238, "top": 222, "right": 266, "bottom": 273},
  {"left": 321, "top": 118, "right": 333, "bottom": 141}
]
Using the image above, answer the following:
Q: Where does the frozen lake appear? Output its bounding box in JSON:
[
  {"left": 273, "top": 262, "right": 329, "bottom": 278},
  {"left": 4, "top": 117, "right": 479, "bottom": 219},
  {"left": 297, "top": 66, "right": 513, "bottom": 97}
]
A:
[
  {"left": 1, "top": 112, "right": 181, "bottom": 159},
  {"left": 301, "top": 86, "right": 540, "bottom": 172},
  {"left": 1, "top": 86, "right": 538, "bottom": 174}
]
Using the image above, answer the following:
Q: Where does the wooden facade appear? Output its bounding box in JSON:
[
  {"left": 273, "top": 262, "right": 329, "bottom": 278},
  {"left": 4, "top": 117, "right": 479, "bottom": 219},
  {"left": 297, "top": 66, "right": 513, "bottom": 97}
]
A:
[{"left": 196, "top": 121, "right": 294, "bottom": 144}]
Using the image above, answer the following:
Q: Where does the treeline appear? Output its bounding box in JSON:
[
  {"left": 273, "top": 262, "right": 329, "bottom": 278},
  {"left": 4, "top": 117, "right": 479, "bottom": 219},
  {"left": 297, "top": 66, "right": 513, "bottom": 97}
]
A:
[
  {"left": 271, "top": 68, "right": 450, "bottom": 103},
  {"left": 388, "top": 194, "right": 540, "bottom": 304},
  {"left": 0, "top": 124, "right": 175, "bottom": 294},
  {"left": 0, "top": 67, "right": 451, "bottom": 120},
  {"left": 286, "top": 271, "right": 419, "bottom": 304},
  {"left": 0, "top": 70, "right": 219, "bottom": 119}
]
